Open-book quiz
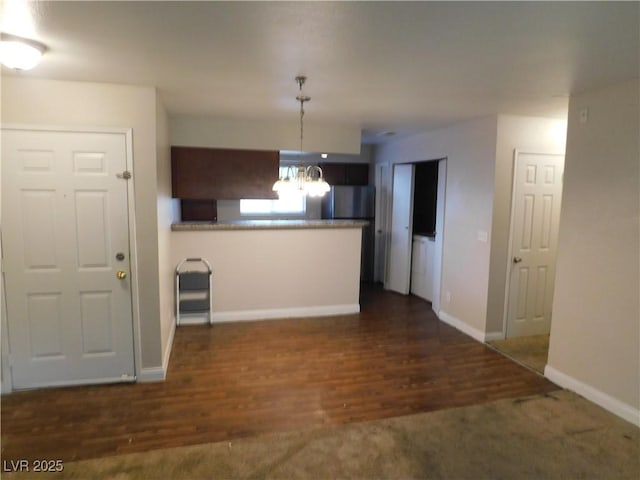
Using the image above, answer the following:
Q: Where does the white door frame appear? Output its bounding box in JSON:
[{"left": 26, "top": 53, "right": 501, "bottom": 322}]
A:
[
  {"left": 431, "top": 158, "right": 447, "bottom": 315},
  {"left": 0, "top": 124, "right": 141, "bottom": 393},
  {"left": 501, "top": 149, "right": 564, "bottom": 338},
  {"left": 374, "top": 163, "right": 389, "bottom": 284}
]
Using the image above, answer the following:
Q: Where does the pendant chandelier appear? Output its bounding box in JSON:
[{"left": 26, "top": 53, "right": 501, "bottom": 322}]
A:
[{"left": 272, "top": 76, "right": 331, "bottom": 198}]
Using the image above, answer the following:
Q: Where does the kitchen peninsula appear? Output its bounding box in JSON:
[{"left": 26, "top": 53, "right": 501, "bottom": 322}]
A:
[{"left": 171, "top": 219, "right": 367, "bottom": 323}]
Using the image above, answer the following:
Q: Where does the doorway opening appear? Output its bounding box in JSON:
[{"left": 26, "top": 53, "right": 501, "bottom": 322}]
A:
[
  {"left": 385, "top": 158, "right": 446, "bottom": 314},
  {"left": 489, "top": 151, "right": 565, "bottom": 374}
]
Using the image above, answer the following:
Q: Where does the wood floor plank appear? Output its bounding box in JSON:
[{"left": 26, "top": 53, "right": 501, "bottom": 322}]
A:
[{"left": 1, "top": 286, "right": 558, "bottom": 463}]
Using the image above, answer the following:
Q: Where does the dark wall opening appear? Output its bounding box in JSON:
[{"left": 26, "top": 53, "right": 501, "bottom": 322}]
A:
[{"left": 412, "top": 161, "right": 438, "bottom": 236}]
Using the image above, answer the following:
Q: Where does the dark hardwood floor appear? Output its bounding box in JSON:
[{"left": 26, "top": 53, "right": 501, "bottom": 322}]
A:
[{"left": 1, "top": 286, "right": 558, "bottom": 463}]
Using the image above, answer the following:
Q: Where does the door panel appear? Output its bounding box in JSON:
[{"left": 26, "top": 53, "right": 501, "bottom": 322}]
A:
[
  {"left": 506, "top": 152, "right": 564, "bottom": 337},
  {"left": 387, "top": 164, "right": 414, "bottom": 294},
  {"left": 79, "top": 291, "right": 114, "bottom": 355},
  {"left": 22, "top": 190, "right": 59, "bottom": 268},
  {"left": 2, "top": 128, "right": 135, "bottom": 389},
  {"left": 26, "top": 293, "right": 64, "bottom": 357}
]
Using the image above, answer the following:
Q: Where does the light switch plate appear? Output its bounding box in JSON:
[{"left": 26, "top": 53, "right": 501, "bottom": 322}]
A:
[{"left": 579, "top": 107, "right": 589, "bottom": 124}]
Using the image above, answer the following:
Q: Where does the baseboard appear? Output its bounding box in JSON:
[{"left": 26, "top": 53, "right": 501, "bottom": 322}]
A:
[
  {"left": 178, "top": 304, "right": 361, "bottom": 325},
  {"left": 138, "top": 366, "right": 166, "bottom": 383},
  {"left": 1, "top": 378, "right": 11, "bottom": 394},
  {"left": 137, "top": 320, "right": 175, "bottom": 383},
  {"left": 162, "top": 320, "right": 176, "bottom": 374},
  {"left": 544, "top": 365, "right": 640, "bottom": 427},
  {"left": 438, "top": 310, "right": 486, "bottom": 343},
  {"left": 484, "top": 331, "right": 505, "bottom": 342}
]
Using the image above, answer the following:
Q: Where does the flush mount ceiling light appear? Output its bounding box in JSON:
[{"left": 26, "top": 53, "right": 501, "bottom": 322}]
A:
[
  {"left": 0, "top": 32, "right": 46, "bottom": 70},
  {"left": 273, "top": 76, "right": 331, "bottom": 198}
]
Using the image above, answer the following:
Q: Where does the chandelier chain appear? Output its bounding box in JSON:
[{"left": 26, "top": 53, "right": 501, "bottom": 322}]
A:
[{"left": 272, "top": 75, "right": 330, "bottom": 198}]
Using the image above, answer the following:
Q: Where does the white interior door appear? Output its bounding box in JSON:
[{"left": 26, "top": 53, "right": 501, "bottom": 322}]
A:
[
  {"left": 506, "top": 152, "right": 564, "bottom": 337},
  {"left": 387, "top": 163, "right": 414, "bottom": 294},
  {"left": 2, "top": 128, "right": 135, "bottom": 389},
  {"left": 374, "top": 163, "right": 389, "bottom": 283}
]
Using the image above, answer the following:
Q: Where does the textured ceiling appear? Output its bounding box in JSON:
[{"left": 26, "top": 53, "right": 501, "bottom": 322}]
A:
[{"left": 3, "top": 1, "right": 639, "bottom": 143}]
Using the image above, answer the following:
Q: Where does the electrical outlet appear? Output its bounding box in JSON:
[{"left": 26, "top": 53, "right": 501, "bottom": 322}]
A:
[{"left": 445, "top": 291, "right": 451, "bottom": 303}]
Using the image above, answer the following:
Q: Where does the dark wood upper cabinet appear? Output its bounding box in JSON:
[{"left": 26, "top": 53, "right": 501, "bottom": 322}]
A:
[
  {"left": 171, "top": 146, "right": 279, "bottom": 200},
  {"left": 319, "top": 163, "right": 369, "bottom": 186},
  {"left": 180, "top": 199, "right": 218, "bottom": 222}
]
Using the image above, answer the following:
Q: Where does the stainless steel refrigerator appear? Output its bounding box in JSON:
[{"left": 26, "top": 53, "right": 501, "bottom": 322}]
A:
[{"left": 322, "top": 186, "right": 375, "bottom": 282}]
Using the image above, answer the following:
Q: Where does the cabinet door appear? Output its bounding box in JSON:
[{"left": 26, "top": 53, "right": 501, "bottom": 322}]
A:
[
  {"left": 181, "top": 200, "right": 218, "bottom": 221},
  {"left": 171, "top": 147, "right": 279, "bottom": 199},
  {"left": 319, "top": 163, "right": 346, "bottom": 185},
  {"left": 320, "top": 163, "right": 369, "bottom": 186},
  {"left": 345, "top": 164, "right": 370, "bottom": 185}
]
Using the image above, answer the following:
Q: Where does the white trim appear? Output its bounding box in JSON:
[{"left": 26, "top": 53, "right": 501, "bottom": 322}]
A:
[
  {"left": 161, "top": 319, "right": 176, "bottom": 375},
  {"left": 437, "top": 310, "right": 503, "bottom": 343},
  {"left": 1, "top": 124, "right": 134, "bottom": 135},
  {"left": 177, "top": 304, "right": 360, "bottom": 325},
  {"left": 138, "top": 367, "right": 166, "bottom": 383},
  {"left": 545, "top": 365, "right": 640, "bottom": 427},
  {"left": 1, "top": 236, "right": 12, "bottom": 393},
  {"left": 122, "top": 129, "right": 143, "bottom": 382},
  {"left": 431, "top": 158, "right": 447, "bottom": 314},
  {"left": 8, "top": 376, "right": 135, "bottom": 391},
  {"left": 484, "top": 331, "right": 505, "bottom": 342},
  {"left": 438, "top": 310, "right": 486, "bottom": 343}
]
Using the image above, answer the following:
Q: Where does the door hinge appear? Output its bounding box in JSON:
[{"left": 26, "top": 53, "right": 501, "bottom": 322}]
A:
[{"left": 117, "top": 170, "right": 132, "bottom": 180}]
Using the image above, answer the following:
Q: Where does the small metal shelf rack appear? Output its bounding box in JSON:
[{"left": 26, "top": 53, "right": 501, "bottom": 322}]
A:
[{"left": 175, "top": 258, "right": 213, "bottom": 326}]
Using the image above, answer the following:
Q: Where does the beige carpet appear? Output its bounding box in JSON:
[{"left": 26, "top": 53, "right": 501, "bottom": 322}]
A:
[
  {"left": 488, "top": 335, "right": 550, "bottom": 373},
  {"left": 8, "top": 390, "right": 638, "bottom": 480}
]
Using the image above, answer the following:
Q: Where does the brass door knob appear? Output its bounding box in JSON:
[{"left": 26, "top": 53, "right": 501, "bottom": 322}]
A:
[
  {"left": 116, "top": 270, "right": 127, "bottom": 279},
  {"left": 513, "top": 256, "right": 523, "bottom": 264}
]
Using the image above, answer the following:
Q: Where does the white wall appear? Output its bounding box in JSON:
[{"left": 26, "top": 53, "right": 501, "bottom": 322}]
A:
[
  {"left": 155, "top": 92, "right": 178, "bottom": 371},
  {"left": 172, "top": 227, "right": 362, "bottom": 320},
  {"left": 546, "top": 80, "right": 639, "bottom": 424},
  {"left": 171, "top": 115, "right": 362, "bottom": 154},
  {"left": 1, "top": 77, "right": 164, "bottom": 372},
  {"left": 487, "top": 115, "right": 567, "bottom": 335},
  {"left": 375, "top": 116, "right": 498, "bottom": 339}
]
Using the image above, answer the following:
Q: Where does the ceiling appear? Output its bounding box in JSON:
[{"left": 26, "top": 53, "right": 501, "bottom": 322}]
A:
[{"left": 3, "top": 1, "right": 639, "bottom": 143}]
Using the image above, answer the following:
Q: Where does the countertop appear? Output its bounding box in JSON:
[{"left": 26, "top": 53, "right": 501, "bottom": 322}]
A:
[{"left": 172, "top": 219, "right": 370, "bottom": 231}]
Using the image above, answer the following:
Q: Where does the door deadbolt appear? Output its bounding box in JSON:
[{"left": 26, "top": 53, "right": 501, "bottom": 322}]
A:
[
  {"left": 115, "top": 252, "right": 125, "bottom": 261},
  {"left": 116, "top": 270, "right": 127, "bottom": 280}
]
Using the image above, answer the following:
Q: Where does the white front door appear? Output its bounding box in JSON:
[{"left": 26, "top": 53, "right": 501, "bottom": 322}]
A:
[
  {"left": 2, "top": 128, "right": 135, "bottom": 389},
  {"left": 387, "top": 163, "right": 414, "bottom": 294},
  {"left": 506, "top": 152, "right": 564, "bottom": 337}
]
